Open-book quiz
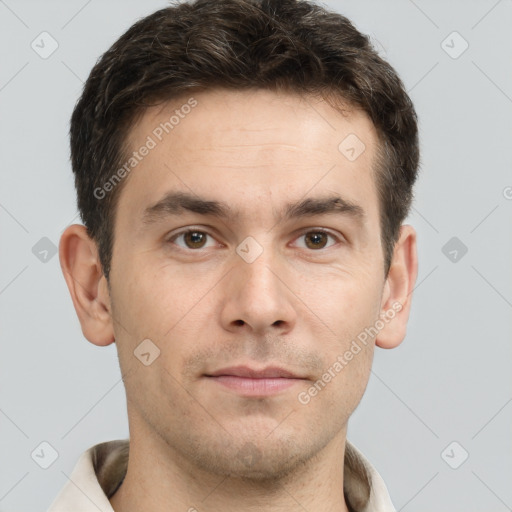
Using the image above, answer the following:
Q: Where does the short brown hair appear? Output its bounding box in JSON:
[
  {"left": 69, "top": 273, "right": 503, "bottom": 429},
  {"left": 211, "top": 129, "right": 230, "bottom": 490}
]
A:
[{"left": 70, "top": 0, "right": 419, "bottom": 280}]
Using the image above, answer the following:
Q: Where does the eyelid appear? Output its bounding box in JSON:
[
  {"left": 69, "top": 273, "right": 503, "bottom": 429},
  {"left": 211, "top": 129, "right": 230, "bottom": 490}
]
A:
[
  {"left": 166, "top": 226, "right": 221, "bottom": 249},
  {"left": 166, "top": 226, "right": 345, "bottom": 251},
  {"left": 290, "top": 227, "right": 343, "bottom": 249}
]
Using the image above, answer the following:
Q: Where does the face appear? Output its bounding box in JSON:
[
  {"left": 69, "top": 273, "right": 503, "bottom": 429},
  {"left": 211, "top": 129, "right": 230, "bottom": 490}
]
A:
[{"left": 107, "top": 88, "right": 388, "bottom": 479}]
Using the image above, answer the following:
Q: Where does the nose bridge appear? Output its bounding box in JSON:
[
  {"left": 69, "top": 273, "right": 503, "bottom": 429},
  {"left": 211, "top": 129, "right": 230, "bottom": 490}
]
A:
[
  {"left": 237, "top": 246, "right": 278, "bottom": 296},
  {"left": 222, "top": 238, "right": 296, "bottom": 332}
]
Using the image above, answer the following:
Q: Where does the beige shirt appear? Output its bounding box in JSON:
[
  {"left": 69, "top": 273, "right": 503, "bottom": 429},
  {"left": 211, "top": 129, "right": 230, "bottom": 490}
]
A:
[{"left": 46, "top": 439, "right": 396, "bottom": 512}]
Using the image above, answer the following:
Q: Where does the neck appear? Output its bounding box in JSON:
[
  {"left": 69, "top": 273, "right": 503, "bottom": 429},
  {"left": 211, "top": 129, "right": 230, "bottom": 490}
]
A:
[{"left": 109, "top": 424, "right": 351, "bottom": 512}]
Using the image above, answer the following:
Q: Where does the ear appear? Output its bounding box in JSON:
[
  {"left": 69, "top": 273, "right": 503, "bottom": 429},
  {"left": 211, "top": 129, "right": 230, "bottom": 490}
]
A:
[
  {"left": 375, "top": 224, "right": 418, "bottom": 349},
  {"left": 59, "top": 224, "right": 115, "bottom": 346}
]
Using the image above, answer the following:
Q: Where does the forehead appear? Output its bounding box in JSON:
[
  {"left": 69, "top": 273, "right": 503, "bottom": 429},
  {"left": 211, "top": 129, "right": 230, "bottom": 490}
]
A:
[
  {"left": 127, "top": 88, "right": 376, "bottom": 155},
  {"left": 116, "top": 88, "right": 381, "bottom": 229}
]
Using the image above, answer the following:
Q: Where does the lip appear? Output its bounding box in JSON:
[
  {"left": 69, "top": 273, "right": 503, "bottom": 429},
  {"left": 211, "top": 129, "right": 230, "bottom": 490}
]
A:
[
  {"left": 204, "top": 365, "right": 306, "bottom": 397},
  {"left": 206, "top": 365, "right": 301, "bottom": 379}
]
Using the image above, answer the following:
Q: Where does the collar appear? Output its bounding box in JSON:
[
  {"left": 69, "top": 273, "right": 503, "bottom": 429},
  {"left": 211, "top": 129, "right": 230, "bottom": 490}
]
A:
[{"left": 47, "top": 439, "right": 396, "bottom": 512}]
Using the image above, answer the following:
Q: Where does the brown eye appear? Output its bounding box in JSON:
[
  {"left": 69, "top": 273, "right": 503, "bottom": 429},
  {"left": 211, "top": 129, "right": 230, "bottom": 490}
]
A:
[
  {"left": 171, "top": 230, "right": 215, "bottom": 250},
  {"left": 304, "top": 231, "right": 329, "bottom": 249},
  {"left": 183, "top": 231, "right": 207, "bottom": 248},
  {"left": 293, "top": 229, "right": 339, "bottom": 251}
]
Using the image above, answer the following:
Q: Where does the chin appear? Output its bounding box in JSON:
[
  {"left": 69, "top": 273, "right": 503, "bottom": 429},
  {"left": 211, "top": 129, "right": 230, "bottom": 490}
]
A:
[{"left": 187, "top": 432, "right": 316, "bottom": 482}]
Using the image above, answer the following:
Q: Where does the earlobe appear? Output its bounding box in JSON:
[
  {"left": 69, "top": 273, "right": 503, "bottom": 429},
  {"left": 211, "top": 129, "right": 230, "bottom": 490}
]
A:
[
  {"left": 59, "top": 224, "right": 115, "bottom": 346},
  {"left": 375, "top": 224, "right": 418, "bottom": 349}
]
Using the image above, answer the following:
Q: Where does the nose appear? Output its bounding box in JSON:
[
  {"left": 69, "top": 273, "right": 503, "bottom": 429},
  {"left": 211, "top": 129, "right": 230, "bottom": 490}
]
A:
[{"left": 219, "top": 247, "right": 297, "bottom": 336}]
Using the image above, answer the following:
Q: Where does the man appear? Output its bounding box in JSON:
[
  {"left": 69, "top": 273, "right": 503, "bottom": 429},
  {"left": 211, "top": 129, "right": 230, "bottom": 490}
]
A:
[{"left": 51, "top": 0, "right": 419, "bottom": 510}]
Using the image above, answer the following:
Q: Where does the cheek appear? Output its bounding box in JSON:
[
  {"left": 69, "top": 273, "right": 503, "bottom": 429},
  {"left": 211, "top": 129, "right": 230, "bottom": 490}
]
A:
[
  {"left": 299, "top": 271, "right": 382, "bottom": 389},
  {"left": 296, "top": 262, "right": 381, "bottom": 325},
  {"left": 116, "top": 257, "right": 203, "bottom": 335},
  {"left": 298, "top": 338, "right": 374, "bottom": 431},
  {"left": 113, "top": 259, "right": 223, "bottom": 374}
]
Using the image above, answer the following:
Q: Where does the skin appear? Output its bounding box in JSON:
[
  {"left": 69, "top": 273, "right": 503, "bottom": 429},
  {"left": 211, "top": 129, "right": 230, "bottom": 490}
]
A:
[{"left": 60, "top": 88, "right": 417, "bottom": 512}]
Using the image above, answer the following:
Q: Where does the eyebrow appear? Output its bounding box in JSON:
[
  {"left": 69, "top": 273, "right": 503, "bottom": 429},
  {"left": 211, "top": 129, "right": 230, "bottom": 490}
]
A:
[{"left": 141, "top": 191, "right": 365, "bottom": 226}]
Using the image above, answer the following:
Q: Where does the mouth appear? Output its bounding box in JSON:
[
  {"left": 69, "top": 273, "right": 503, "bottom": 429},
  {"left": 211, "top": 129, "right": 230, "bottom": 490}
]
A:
[{"left": 203, "top": 365, "right": 306, "bottom": 397}]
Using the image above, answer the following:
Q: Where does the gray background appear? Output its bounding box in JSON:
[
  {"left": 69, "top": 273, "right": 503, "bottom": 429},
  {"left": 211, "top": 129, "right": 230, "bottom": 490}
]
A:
[{"left": 1, "top": 0, "right": 511, "bottom": 510}]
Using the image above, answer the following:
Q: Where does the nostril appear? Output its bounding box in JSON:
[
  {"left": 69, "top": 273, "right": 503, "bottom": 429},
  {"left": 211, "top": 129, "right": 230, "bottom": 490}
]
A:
[{"left": 234, "top": 319, "right": 245, "bottom": 326}]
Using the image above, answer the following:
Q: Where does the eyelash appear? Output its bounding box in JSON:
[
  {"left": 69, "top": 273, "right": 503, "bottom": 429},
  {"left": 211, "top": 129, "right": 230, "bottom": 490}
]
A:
[{"left": 167, "top": 227, "right": 342, "bottom": 251}]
